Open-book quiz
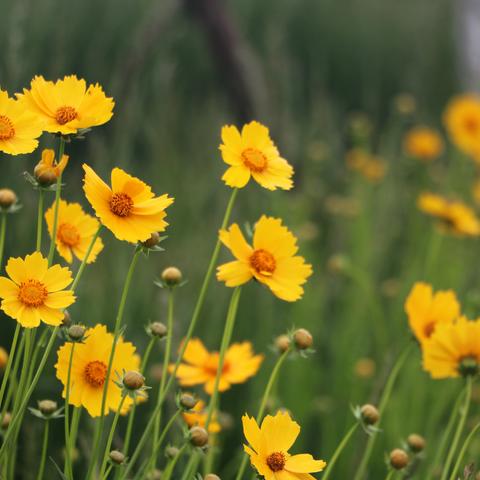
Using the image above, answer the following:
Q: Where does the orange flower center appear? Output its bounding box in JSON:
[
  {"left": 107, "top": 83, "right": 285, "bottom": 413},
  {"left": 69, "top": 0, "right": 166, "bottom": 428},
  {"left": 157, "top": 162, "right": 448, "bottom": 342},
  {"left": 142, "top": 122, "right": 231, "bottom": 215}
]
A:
[
  {"left": 84, "top": 360, "right": 108, "bottom": 387},
  {"left": 55, "top": 106, "right": 78, "bottom": 125},
  {"left": 266, "top": 452, "right": 286, "bottom": 472},
  {"left": 0, "top": 115, "right": 15, "bottom": 140},
  {"left": 204, "top": 356, "right": 230, "bottom": 376},
  {"left": 57, "top": 223, "right": 81, "bottom": 247},
  {"left": 110, "top": 192, "right": 134, "bottom": 217},
  {"left": 464, "top": 116, "right": 480, "bottom": 135},
  {"left": 17, "top": 279, "right": 48, "bottom": 307},
  {"left": 250, "top": 249, "right": 276, "bottom": 274},
  {"left": 241, "top": 148, "right": 268, "bottom": 172},
  {"left": 423, "top": 321, "right": 435, "bottom": 338}
]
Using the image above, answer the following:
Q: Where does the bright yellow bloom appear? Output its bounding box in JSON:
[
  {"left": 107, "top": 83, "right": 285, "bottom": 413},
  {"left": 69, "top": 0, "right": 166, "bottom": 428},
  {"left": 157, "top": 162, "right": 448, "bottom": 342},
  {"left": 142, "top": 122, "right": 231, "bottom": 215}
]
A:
[
  {"left": 34, "top": 148, "right": 69, "bottom": 182},
  {"left": 417, "top": 192, "right": 480, "bottom": 236},
  {"left": 82, "top": 164, "right": 174, "bottom": 243},
  {"left": 403, "top": 126, "right": 444, "bottom": 161},
  {"left": 182, "top": 399, "right": 221, "bottom": 433},
  {"left": 243, "top": 411, "right": 326, "bottom": 479},
  {"left": 422, "top": 317, "right": 480, "bottom": 379},
  {"left": 345, "top": 149, "right": 387, "bottom": 183},
  {"left": 0, "top": 89, "right": 43, "bottom": 155},
  {"left": 0, "top": 252, "right": 75, "bottom": 328},
  {"left": 217, "top": 216, "right": 313, "bottom": 302},
  {"left": 405, "top": 282, "right": 460, "bottom": 343},
  {"left": 220, "top": 121, "right": 293, "bottom": 190},
  {"left": 21, "top": 75, "right": 114, "bottom": 135},
  {"left": 55, "top": 324, "right": 140, "bottom": 417},
  {"left": 45, "top": 200, "right": 104, "bottom": 264},
  {"left": 172, "top": 338, "right": 263, "bottom": 394}
]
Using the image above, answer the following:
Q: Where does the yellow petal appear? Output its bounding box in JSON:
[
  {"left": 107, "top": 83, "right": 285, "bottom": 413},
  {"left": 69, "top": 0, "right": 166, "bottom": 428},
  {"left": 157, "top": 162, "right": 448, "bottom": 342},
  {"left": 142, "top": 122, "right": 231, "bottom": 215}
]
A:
[
  {"left": 261, "top": 411, "right": 300, "bottom": 452},
  {"left": 285, "top": 454, "right": 327, "bottom": 473}
]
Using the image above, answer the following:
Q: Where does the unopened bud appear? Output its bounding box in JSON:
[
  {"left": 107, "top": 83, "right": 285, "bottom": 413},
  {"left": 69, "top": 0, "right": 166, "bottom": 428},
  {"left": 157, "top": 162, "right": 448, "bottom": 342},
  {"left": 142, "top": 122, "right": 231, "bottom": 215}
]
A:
[
  {"left": 360, "top": 404, "right": 379, "bottom": 426},
  {"left": 123, "top": 371, "right": 145, "bottom": 391},
  {"left": 149, "top": 322, "right": 168, "bottom": 338},
  {"left": 407, "top": 434, "right": 426, "bottom": 453},
  {"left": 109, "top": 450, "right": 125, "bottom": 465},
  {"left": 275, "top": 335, "right": 291, "bottom": 354},
  {"left": 67, "top": 325, "right": 86, "bottom": 342},
  {"left": 146, "top": 470, "right": 162, "bottom": 480},
  {"left": 34, "top": 164, "right": 57, "bottom": 186},
  {"left": 165, "top": 446, "right": 179, "bottom": 458},
  {"left": 390, "top": 449, "right": 409, "bottom": 470},
  {"left": 204, "top": 475, "right": 221, "bottom": 480},
  {"left": 293, "top": 329, "right": 313, "bottom": 350},
  {"left": 0, "top": 189, "right": 17, "bottom": 209},
  {"left": 61, "top": 311, "right": 72, "bottom": 328},
  {"left": 1, "top": 412, "right": 11, "bottom": 429},
  {"left": 189, "top": 426, "right": 209, "bottom": 447},
  {"left": 161, "top": 267, "right": 182, "bottom": 287},
  {"left": 142, "top": 232, "right": 161, "bottom": 248},
  {"left": 179, "top": 393, "right": 197, "bottom": 410},
  {"left": 38, "top": 400, "right": 58, "bottom": 416}
]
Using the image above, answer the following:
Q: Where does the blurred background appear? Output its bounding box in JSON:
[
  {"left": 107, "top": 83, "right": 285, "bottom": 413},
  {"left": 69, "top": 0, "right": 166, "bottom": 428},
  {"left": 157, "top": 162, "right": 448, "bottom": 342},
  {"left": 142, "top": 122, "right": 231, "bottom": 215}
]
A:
[{"left": 1, "top": 0, "right": 480, "bottom": 478}]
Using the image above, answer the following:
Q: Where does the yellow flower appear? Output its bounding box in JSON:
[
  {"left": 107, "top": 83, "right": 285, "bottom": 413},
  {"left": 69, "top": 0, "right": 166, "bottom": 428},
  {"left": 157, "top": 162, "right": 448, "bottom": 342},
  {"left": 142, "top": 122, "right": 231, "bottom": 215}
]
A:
[
  {"left": 242, "top": 411, "right": 326, "bottom": 479},
  {"left": 45, "top": 200, "right": 104, "bottom": 264},
  {"left": 172, "top": 338, "right": 263, "bottom": 394},
  {"left": 34, "top": 149, "right": 69, "bottom": 183},
  {"left": 182, "top": 399, "right": 221, "bottom": 433},
  {"left": 0, "top": 252, "right": 75, "bottom": 328},
  {"left": 403, "top": 126, "right": 444, "bottom": 161},
  {"left": 217, "top": 216, "right": 313, "bottom": 302},
  {"left": 55, "top": 324, "right": 140, "bottom": 417},
  {"left": 422, "top": 317, "right": 480, "bottom": 379},
  {"left": 21, "top": 75, "right": 114, "bottom": 135},
  {"left": 0, "top": 89, "right": 43, "bottom": 155},
  {"left": 82, "top": 164, "right": 174, "bottom": 243},
  {"left": 405, "top": 282, "right": 460, "bottom": 343},
  {"left": 417, "top": 192, "right": 480, "bottom": 236},
  {"left": 220, "top": 121, "right": 293, "bottom": 190},
  {"left": 345, "top": 149, "right": 387, "bottom": 183}
]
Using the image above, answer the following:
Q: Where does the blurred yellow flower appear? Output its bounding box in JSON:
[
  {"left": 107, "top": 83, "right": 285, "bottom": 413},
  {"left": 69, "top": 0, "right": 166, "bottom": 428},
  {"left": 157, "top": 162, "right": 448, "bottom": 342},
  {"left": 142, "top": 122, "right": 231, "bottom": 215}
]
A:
[
  {"left": 172, "top": 338, "right": 263, "bottom": 394},
  {"left": 422, "top": 317, "right": 480, "bottom": 379},
  {"left": 55, "top": 324, "right": 140, "bottom": 417},
  {"left": 405, "top": 282, "right": 460, "bottom": 343},
  {"left": 217, "top": 216, "right": 313, "bottom": 301},
  {"left": 418, "top": 192, "right": 480, "bottom": 236},
  {"left": 34, "top": 148, "right": 69, "bottom": 183},
  {"left": 220, "top": 121, "right": 293, "bottom": 190},
  {"left": 242, "top": 411, "right": 326, "bottom": 478},
  {"left": 21, "top": 75, "right": 114, "bottom": 135},
  {"left": 403, "top": 126, "right": 444, "bottom": 161},
  {"left": 346, "top": 149, "right": 386, "bottom": 183},
  {"left": 45, "top": 200, "right": 104, "bottom": 264},
  {"left": 0, "top": 347, "right": 8, "bottom": 370},
  {"left": 0, "top": 89, "right": 43, "bottom": 155},
  {"left": 0, "top": 252, "right": 75, "bottom": 328},
  {"left": 182, "top": 399, "right": 221, "bottom": 433},
  {"left": 82, "top": 164, "right": 174, "bottom": 243}
]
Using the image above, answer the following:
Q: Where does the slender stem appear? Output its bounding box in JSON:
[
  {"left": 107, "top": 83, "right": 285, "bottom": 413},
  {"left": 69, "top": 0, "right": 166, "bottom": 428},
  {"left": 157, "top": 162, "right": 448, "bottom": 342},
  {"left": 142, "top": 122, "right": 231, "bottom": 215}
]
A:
[
  {"left": 1, "top": 334, "right": 23, "bottom": 418},
  {"left": 385, "top": 471, "right": 395, "bottom": 480},
  {"left": 235, "top": 347, "right": 292, "bottom": 480},
  {"left": 441, "top": 377, "right": 473, "bottom": 480},
  {"left": 86, "top": 249, "right": 141, "bottom": 480},
  {"left": 36, "top": 189, "right": 44, "bottom": 252},
  {"left": 322, "top": 423, "right": 359, "bottom": 480},
  {"left": 354, "top": 343, "right": 413, "bottom": 480},
  {"left": 64, "top": 342, "right": 76, "bottom": 478},
  {"left": 0, "top": 211, "right": 7, "bottom": 271},
  {"left": 163, "top": 444, "right": 188, "bottom": 480},
  {"left": 449, "top": 419, "right": 480, "bottom": 480},
  {"left": 180, "top": 455, "right": 198, "bottom": 480},
  {"left": 102, "top": 464, "right": 113, "bottom": 480},
  {"left": 47, "top": 138, "right": 65, "bottom": 265},
  {"left": 36, "top": 420, "right": 50, "bottom": 480},
  {"left": 71, "top": 225, "right": 102, "bottom": 291},
  {"left": 0, "top": 324, "right": 20, "bottom": 409},
  {"left": 69, "top": 407, "right": 82, "bottom": 462}
]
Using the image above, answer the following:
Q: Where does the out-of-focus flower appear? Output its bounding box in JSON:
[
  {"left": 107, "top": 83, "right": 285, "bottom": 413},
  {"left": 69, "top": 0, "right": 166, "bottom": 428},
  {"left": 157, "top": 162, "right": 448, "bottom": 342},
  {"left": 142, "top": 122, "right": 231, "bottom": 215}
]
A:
[
  {"left": 354, "top": 358, "right": 376, "bottom": 379},
  {"left": 403, "top": 126, "right": 444, "bottom": 162},
  {"left": 393, "top": 93, "right": 416, "bottom": 115},
  {"left": 324, "top": 195, "right": 360, "bottom": 217},
  {"left": 346, "top": 149, "right": 387, "bottom": 183},
  {"left": 182, "top": 399, "right": 221, "bottom": 433}
]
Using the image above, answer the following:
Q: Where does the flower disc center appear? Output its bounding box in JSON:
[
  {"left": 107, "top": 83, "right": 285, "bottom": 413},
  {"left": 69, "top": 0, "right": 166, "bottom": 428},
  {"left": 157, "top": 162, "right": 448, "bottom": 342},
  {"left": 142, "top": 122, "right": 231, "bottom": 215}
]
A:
[
  {"left": 0, "top": 115, "right": 15, "bottom": 140},
  {"left": 55, "top": 106, "right": 78, "bottom": 125},
  {"left": 266, "top": 452, "right": 286, "bottom": 472},
  {"left": 250, "top": 249, "right": 276, "bottom": 275},
  {"left": 110, "top": 192, "right": 134, "bottom": 217},
  {"left": 84, "top": 360, "right": 108, "bottom": 387},
  {"left": 58, "top": 223, "right": 81, "bottom": 247},
  {"left": 18, "top": 279, "right": 48, "bottom": 307},
  {"left": 242, "top": 148, "right": 268, "bottom": 172}
]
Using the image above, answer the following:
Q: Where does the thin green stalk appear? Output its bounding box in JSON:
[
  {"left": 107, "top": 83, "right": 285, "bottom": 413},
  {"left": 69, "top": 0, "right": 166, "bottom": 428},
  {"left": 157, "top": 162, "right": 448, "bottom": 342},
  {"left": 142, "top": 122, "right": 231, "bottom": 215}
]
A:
[
  {"left": 235, "top": 347, "right": 292, "bottom": 480},
  {"left": 64, "top": 342, "right": 76, "bottom": 478},
  {"left": 47, "top": 137, "right": 65, "bottom": 266},
  {"left": 180, "top": 455, "right": 198, "bottom": 480},
  {"left": 69, "top": 407, "right": 81, "bottom": 461},
  {"left": 71, "top": 225, "right": 102, "bottom": 291},
  {"left": 36, "top": 189, "right": 44, "bottom": 251},
  {"left": 449, "top": 419, "right": 480, "bottom": 480},
  {"left": 441, "top": 377, "right": 473, "bottom": 480},
  {"left": 36, "top": 420, "right": 50, "bottom": 480},
  {"left": 102, "top": 464, "right": 113, "bottom": 480},
  {"left": 385, "top": 471, "right": 395, "bottom": 480},
  {"left": 1, "top": 333, "right": 25, "bottom": 419},
  {"left": 322, "top": 423, "right": 360, "bottom": 480},
  {"left": 354, "top": 343, "right": 413, "bottom": 480},
  {"left": 0, "top": 211, "right": 7, "bottom": 270},
  {"left": 163, "top": 444, "right": 188, "bottom": 480},
  {"left": 86, "top": 249, "right": 141, "bottom": 480},
  {"left": 0, "top": 324, "right": 21, "bottom": 408}
]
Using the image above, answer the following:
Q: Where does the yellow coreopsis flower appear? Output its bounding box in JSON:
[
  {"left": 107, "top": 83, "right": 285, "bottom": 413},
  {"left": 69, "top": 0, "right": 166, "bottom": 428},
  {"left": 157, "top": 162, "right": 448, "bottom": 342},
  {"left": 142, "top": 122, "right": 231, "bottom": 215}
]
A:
[
  {"left": 0, "top": 89, "right": 43, "bottom": 155},
  {"left": 172, "top": 338, "right": 263, "bottom": 394},
  {"left": 34, "top": 148, "right": 69, "bottom": 184},
  {"left": 82, "top": 164, "right": 174, "bottom": 243},
  {"left": 405, "top": 282, "right": 460, "bottom": 343},
  {"left": 220, "top": 121, "right": 294, "bottom": 190},
  {"left": 21, "top": 75, "right": 114, "bottom": 135},
  {"left": 217, "top": 216, "right": 313, "bottom": 301},
  {"left": 243, "top": 411, "right": 326, "bottom": 479},
  {"left": 55, "top": 324, "right": 140, "bottom": 417},
  {"left": 0, "top": 252, "right": 75, "bottom": 328},
  {"left": 45, "top": 200, "right": 104, "bottom": 264},
  {"left": 182, "top": 399, "right": 221, "bottom": 433},
  {"left": 403, "top": 126, "right": 444, "bottom": 161},
  {"left": 422, "top": 317, "right": 480, "bottom": 379},
  {"left": 418, "top": 192, "right": 480, "bottom": 236}
]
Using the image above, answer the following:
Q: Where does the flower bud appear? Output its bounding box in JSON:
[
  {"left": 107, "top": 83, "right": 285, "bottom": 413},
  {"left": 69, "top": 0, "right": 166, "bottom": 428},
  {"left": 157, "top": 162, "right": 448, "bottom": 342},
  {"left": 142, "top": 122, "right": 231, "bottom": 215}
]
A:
[
  {"left": 34, "top": 164, "right": 58, "bottom": 186},
  {"left": 293, "top": 329, "right": 313, "bottom": 350},
  {"left": 179, "top": 393, "right": 198, "bottom": 410},
  {"left": 146, "top": 470, "right": 162, "bottom": 480},
  {"left": 149, "top": 322, "right": 168, "bottom": 338},
  {"left": 0, "top": 347, "right": 8, "bottom": 370},
  {"left": 360, "top": 404, "right": 379, "bottom": 426},
  {"left": 161, "top": 267, "right": 182, "bottom": 287},
  {"left": 327, "top": 254, "right": 350, "bottom": 274},
  {"left": 61, "top": 311, "right": 72, "bottom": 328},
  {"left": 0, "top": 189, "right": 17, "bottom": 209},
  {"left": 109, "top": 450, "right": 125, "bottom": 465},
  {"left": 142, "top": 232, "right": 161, "bottom": 248},
  {"left": 38, "top": 399, "right": 58, "bottom": 416},
  {"left": 204, "top": 475, "right": 221, "bottom": 480},
  {"left": 165, "top": 446, "right": 179, "bottom": 458},
  {"left": 67, "top": 325, "right": 86, "bottom": 342},
  {"left": 390, "top": 448, "right": 409, "bottom": 470},
  {"left": 1, "top": 412, "right": 11, "bottom": 429},
  {"left": 189, "top": 426, "right": 209, "bottom": 447},
  {"left": 407, "top": 433, "right": 426, "bottom": 453},
  {"left": 123, "top": 371, "right": 145, "bottom": 391},
  {"left": 274, "top": 335, "right": 291, "bottom": 354}
]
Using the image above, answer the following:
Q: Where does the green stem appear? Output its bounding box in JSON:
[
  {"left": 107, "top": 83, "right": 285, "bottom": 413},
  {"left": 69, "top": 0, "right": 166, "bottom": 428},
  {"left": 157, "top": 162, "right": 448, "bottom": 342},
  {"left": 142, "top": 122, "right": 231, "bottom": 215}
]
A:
[
  {"left": 71, "top": 225, "right": 102, "bottom": 291},
  {"left": 385, "top": 471, "right": 395, "bottom": 480},
  {"left": 354, "top": 343, "right": 413, "bottom": 480},
  {"left": 449, "top": 419, "right": 480, "bottom": 480},
  {"left": 0, "top": 324, "right": 21, "bottom": 409},
  {"left": 64, "top": 342, "right": 76, "bottom": 478},
  {"left": 162, "top": 444, "right": 188, "bottom": 480},
  {"left": 36, "top": 189, "right": 44, "bottom": 252},
  {"left": 47, "top": 138, "right": 65, "bottom": 266},
  {"left": 441, "top": 377, "right": 473, "bottom": 480},
  {"left": 102, "top": 464, "right": 113, "bottom": 480},
  {"left": 69, "top": 407, "right": 81, "bottom": 462},
  {"left": 1, "top": 333, "right": 25, "bottom": 420},
  {"left": 36, "top": 420, "right": 50, "bottom": 480},
  {"left": 322, "top": 423, "right": 360, "bottom": 480},
  {"left": 0, "top": 211, "right": 7, "bottom": 271},
  {"left": 86, "top": 249, "right": 141, "bottom": 480},
  {"left": 180, "top": 455, "right": 198, "bottom": 480}
]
